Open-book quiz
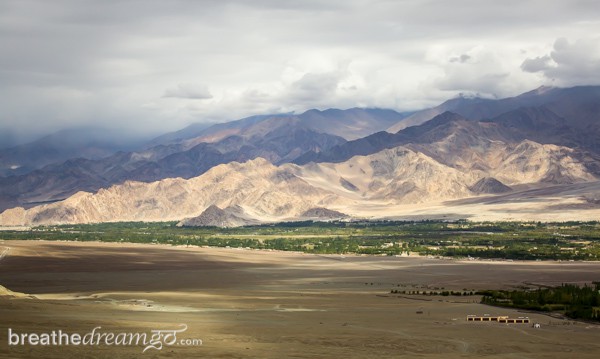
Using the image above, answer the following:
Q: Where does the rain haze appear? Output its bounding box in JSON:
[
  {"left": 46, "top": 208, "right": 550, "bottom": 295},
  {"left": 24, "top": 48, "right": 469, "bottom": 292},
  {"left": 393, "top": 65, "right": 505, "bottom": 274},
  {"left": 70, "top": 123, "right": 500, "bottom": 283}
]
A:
[{"left": 1, "top": 0, "right": 600, "bottom": 144}]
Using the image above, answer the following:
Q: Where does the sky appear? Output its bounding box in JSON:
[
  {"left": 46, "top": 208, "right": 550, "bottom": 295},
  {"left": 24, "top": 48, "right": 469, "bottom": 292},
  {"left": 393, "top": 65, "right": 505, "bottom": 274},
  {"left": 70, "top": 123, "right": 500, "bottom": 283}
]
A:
[{"left": 1, "top": 0, "right": 600, "bottom": 143}]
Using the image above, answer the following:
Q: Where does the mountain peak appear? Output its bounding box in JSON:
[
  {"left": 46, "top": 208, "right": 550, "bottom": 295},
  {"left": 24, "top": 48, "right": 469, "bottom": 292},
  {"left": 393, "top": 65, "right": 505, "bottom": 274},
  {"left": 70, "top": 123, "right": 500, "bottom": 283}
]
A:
[
  {"left": 469, "top": 177, "right": 512, "bottom": 194},
  {"left": 177, "top": 204, "right": 259, "bottom": 227},
  {"left": 517, "top": 85, "right": 558, "bottom": 98},
  {"left": 534, "top": 85, "right": 556, "bottom": 93}
]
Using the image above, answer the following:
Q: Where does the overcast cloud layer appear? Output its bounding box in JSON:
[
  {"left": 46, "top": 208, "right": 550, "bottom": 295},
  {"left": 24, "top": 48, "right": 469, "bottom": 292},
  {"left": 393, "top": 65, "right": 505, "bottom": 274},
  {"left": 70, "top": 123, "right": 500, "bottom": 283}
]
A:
[{"left": 1, "top": 0, "right": 600, "bottom": 142}]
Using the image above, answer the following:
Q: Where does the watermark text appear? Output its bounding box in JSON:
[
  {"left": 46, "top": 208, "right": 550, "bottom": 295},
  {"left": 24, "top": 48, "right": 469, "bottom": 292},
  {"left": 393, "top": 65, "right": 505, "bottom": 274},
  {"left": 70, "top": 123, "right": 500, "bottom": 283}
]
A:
[{"left": 7, "top": 324, "right": 201, "bottom": 353}]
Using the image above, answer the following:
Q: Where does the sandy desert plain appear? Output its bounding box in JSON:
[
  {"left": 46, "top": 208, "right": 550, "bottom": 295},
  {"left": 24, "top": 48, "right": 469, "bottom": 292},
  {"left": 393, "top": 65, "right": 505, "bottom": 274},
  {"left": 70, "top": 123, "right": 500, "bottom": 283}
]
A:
[{"left": 1, "top": 239, "right": 600, "bottom": 358}]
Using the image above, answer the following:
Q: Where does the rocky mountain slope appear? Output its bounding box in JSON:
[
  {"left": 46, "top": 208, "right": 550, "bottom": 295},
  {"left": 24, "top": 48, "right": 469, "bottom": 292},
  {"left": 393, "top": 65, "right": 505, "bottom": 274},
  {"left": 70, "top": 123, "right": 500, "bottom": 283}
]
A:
[
  {"left": 297, "top": 108, "right": 410, "bottom": 140},
  {"left": 387, "top": 85, "right": 600, "bottom": 133},
  {"left": 151, "top": 108, "right": 410, "bottom": 147},
  {"left": 300, "top": 207, "right": 348, "bottom": 220},
  {"left": 0, "top": 108, "right": 411, "bottom": 212},
  {"left": 0, "top": 118, "right": 346, "bottom": 211},
  {"left": 0, "top": 158, "right": 346, "bottom": 225},
  {"left": 469, "top": 177, "right": 512, "bottom": 194},
  {"left": 295, "top": 108, "right": 600, "bottom": 179},
  {"left": 1, "top": 133, "right": 595, "bottom": 226},
  {"left": 177, "top": 205, "right": 260, "bottom": 227},
  {"left": 1, "top": 85, "right": 600, "bottom": 225}
]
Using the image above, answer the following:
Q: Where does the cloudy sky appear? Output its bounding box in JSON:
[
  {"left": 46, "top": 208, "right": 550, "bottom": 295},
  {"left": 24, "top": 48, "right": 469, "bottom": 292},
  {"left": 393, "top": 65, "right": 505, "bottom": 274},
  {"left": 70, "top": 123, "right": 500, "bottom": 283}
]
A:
[{"left": 1, "top": 0, "right": 600, "bottom": 142}]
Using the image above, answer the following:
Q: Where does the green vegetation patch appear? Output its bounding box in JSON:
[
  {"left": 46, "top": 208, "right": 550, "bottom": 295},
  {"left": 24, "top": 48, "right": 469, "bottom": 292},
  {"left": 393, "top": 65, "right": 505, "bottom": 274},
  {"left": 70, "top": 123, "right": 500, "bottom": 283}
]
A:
[
  {"left": 481, "top": 283, "right": 600, "bottom": 322},
  {"left": 1, "top": 220, "right": 600, "bottom": 260}
]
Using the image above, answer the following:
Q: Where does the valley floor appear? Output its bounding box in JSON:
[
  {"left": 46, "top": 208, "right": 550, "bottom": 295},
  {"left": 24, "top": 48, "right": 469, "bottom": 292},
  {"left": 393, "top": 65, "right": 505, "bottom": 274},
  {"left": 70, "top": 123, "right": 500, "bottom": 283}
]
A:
[{"left": 1, "top": 240, "right": 600, "bottom": 358}]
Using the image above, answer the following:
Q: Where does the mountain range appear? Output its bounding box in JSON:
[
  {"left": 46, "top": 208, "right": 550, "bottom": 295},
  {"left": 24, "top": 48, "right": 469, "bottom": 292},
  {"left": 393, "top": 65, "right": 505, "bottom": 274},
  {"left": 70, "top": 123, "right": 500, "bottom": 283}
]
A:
[
  {"left": 0, "top": 108, "right": 411, "bottom": 212},
  {"left": 1, "top": 86, "right": 600, "bottom": 226}
]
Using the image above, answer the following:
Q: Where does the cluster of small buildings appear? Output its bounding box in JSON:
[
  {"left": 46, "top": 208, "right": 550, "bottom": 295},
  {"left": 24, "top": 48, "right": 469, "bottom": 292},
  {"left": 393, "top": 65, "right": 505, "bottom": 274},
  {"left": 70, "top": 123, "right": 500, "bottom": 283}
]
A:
[{"left": 467, "top": 314, "right": 530, "bottom": 324}]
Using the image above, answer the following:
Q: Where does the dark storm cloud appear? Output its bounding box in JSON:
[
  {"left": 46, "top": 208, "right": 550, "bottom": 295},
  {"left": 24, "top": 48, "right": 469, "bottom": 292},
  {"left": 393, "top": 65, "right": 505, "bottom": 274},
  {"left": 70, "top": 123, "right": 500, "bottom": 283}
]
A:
[
  {"left": 521, "top": 56, "right": 554, "bottom": 73},
  {"left": 1, "top": 0, "right": 600, "bottom": 142}
]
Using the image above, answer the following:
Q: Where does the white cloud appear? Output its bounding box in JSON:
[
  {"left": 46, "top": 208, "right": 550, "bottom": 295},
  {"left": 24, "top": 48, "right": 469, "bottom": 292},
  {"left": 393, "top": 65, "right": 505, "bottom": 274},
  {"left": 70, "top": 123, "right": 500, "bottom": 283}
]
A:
[
  {"left": 423, "top": 44, "right": 532, "bottom": 98},
  {"left": 1, "top": 0, "right": 600, "bottom": 140},
  {"left": 521, "top": 37, "right": 600, "bottom": 86},
  {"left": 286, "top": 71, "right": 345, "bottom": 103}
]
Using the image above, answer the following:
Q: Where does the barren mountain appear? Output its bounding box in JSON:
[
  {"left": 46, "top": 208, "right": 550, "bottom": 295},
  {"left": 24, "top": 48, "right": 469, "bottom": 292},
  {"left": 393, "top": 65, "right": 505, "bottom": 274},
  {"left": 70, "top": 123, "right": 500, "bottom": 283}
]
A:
[
  {"left": 1, "top": 134, "right": 595, "bottom": 226},
  {"left": 2, "top": 86, "right": 600, "bottom": 225},
  {"left": 177, "top": 205, "right": 260, "bottom": 227},
  {"left": 469, "top": 177, "right": 512, "bottom": 194},
  {"left": 387, "top": 95, "right": 497, "bottom": 133},
  {"left": 0, "top": 107, "right": 413, "bottom": 212},
  {"left": 294, "top": 139, "right": 593, "bottom": 203},
  {"left": 0, "top": 158, "right": 347, "bottom": 226},
  {"left": 298, "top": 108, "right": 411, "bottom": 140},
  {"left": 387, "top": 85, "right": 600, "bottom": 133},
  {"left": 292, "top": 146, "right": 475, "bottom": 204},
  {"left": 151, "top": 108, "right": 410, "bottom": 147},
  {"left": 407, "top": 133, "right": 597, "bottom": 186},
  {"left": 0, "top": 119, "right": 345, "bottom": 211},
  {"left": 300, "top": 207, "right": 348, "bottom": 220},
  {"left": 293, "top": 112, "right": 503, "bottom": 165},
  {"left": 295, "top": 108, "right": 600, "bottom": 181}
]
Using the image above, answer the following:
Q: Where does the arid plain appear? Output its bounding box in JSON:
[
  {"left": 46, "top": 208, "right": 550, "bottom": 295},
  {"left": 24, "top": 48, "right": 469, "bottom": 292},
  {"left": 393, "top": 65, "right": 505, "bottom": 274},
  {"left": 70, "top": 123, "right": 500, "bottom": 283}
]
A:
[{"left": 1, "top": 240, "right": 600, "bottom": 358}]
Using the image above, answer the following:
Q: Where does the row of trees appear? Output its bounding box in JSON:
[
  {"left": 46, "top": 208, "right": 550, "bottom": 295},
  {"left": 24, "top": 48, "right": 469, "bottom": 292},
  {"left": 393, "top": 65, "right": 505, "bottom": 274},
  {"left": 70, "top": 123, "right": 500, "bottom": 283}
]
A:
[
  {"left": 2, "top": 220, "right": 600, "bottom": 259},
  {"left": 481, "top": 283, "right": 600, "bottom": 321}
]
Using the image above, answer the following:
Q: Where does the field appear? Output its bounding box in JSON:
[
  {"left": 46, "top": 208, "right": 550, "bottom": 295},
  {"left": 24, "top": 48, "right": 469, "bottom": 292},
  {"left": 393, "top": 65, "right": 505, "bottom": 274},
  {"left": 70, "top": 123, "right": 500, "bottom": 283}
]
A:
[{"left": 1, "top": 239, "right": 600, "bottom": 358}]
